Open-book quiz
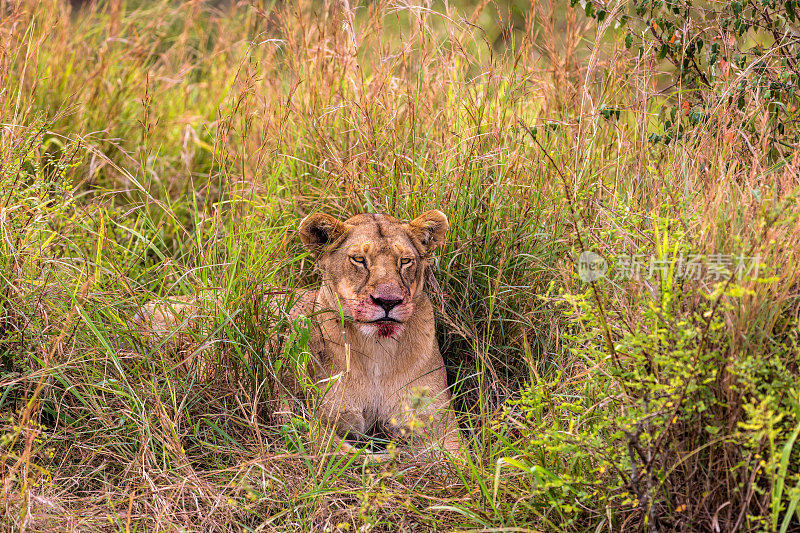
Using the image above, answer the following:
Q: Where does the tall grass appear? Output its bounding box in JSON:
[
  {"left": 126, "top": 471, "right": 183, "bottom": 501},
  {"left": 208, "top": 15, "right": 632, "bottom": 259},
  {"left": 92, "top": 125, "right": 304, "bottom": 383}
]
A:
[{"left": 1, "top": 0, "right": 798, "bottom": 530}]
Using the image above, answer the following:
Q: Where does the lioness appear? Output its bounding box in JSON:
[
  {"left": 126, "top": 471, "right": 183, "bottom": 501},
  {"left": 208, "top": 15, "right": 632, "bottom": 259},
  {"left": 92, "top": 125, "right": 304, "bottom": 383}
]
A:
[
  {"left": 137, "top": 210, "right": 460, "bottom": 455},
  {"left": 294, "top": 210, "right": 459, "bottom": 454}
]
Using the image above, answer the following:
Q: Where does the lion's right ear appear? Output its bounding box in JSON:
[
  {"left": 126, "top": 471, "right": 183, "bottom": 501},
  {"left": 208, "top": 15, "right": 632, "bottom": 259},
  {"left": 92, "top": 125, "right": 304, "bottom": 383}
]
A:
[{"left": 299, "top": 213, "right": 350, "bottom": 255}]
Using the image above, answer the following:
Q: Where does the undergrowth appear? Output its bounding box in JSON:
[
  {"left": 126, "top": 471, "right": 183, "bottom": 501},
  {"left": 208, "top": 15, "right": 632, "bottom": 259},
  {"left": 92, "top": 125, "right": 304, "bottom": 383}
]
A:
[{"left": 0, "top": 0, "right": 798, "bottom": 531}]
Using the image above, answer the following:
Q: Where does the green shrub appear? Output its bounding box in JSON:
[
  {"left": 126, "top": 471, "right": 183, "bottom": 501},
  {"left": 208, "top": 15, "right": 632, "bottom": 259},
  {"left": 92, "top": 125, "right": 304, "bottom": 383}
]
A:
[
  {"left": 498, "top": 213, "right": 800, "bottom": 530},
  {"left": 582, "top": 0, "right": 800, "bottom": 156}
]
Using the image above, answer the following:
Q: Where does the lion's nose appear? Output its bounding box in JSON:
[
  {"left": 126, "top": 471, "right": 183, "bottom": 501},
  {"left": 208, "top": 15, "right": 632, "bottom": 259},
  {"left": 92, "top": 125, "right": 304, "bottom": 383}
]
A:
[{"left": 371, "top": 295, "right": 403, "bottom": 313}]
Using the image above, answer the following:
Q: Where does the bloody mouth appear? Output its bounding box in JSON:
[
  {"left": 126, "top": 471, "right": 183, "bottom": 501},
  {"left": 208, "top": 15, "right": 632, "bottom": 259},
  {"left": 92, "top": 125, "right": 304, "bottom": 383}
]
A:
[
  {"left": 370, "top": 319, "right": 401, "bottom": 337},
  {"left": 376, "top": 322, "right": 398, "bottom": 337}
]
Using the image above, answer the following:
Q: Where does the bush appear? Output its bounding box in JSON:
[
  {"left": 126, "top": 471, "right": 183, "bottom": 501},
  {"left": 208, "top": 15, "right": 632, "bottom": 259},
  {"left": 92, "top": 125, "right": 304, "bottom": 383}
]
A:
[
  {"left": 500, "top": 211, "right": 800, "bottom": 530},
  {"left": 576, "top": 0, "right": 799, "bottom": 157}
]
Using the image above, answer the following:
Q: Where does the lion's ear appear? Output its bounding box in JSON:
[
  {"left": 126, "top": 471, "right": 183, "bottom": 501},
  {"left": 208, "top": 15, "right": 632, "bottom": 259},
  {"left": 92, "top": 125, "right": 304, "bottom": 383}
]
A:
[
  {"left": 407, "top": 210, "right": 449, "bottom": 252},
  {"left": 299, "top": 213, "right": 350, "bottom": 255}
]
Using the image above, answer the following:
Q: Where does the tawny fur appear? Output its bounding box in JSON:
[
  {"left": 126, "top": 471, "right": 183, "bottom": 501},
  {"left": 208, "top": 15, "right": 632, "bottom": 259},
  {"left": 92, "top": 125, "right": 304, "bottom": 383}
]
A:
[
  {"left": 136, "top": 210, "right": 460, "bottom": 455},
  {"left": 289, "top": 288, "right": 459, "bottom": 454}
]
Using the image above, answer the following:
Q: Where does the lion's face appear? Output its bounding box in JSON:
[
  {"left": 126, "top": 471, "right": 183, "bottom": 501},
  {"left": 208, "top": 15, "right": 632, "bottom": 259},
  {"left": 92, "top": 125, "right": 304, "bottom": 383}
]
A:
[{"left": 299, "top": 210, "right": 449, "bottom": 339}]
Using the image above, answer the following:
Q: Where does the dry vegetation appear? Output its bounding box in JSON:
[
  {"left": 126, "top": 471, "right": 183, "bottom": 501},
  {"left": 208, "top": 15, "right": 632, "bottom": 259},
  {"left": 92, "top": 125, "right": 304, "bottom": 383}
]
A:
[{"left": 1, "top": 0, "right": 799, "bottom": 531}]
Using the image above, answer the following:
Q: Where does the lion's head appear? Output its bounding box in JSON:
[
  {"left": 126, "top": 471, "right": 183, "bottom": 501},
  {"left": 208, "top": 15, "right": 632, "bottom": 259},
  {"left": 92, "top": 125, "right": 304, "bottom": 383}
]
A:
[{"left": 299, "top": 210, "right": 449, "bottom": 338}]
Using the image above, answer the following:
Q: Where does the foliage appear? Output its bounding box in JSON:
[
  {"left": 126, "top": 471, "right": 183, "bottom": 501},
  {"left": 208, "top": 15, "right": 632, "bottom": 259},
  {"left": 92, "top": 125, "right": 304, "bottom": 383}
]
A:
[
  {"left": 502, "top": 216, "right": 800, "bottom": 529},
  {"left": 0, "top": 0, "right": 798, "bottom": 531},
  {"left": 581, "top": 0, "right": 800, "bottom": 155}
]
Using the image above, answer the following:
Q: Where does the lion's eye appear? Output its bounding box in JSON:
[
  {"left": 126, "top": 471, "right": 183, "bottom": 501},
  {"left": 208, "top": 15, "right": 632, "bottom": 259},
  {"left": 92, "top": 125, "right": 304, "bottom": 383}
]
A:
[
  {"left": 351, "top": 256, "right": 367, "bottom": 266},
  {"left": 400, "top": 258, "right": 413, "bottom": 266}
]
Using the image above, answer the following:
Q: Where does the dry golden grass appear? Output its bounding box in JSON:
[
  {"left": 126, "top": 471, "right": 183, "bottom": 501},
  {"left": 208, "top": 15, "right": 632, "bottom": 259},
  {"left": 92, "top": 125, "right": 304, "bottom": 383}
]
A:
[{"left": 1, "top": 0, "right": 798, "bottom": 530}]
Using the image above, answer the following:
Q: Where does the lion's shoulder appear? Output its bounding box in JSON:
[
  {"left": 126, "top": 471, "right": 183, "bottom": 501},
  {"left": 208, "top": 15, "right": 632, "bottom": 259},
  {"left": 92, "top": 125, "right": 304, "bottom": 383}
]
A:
[{"left": 287, "top": 289, "right": 318, "bottom": 322}]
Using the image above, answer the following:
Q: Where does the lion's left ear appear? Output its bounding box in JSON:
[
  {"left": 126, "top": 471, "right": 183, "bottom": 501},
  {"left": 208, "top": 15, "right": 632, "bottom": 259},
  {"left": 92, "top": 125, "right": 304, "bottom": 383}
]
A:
[{"left": 407, "top": 210, "right": 449, "bottom": 252}]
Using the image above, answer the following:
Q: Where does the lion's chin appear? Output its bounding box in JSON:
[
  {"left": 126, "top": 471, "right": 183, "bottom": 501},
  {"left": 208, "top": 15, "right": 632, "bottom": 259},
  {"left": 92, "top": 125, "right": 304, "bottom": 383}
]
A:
[{"left": 357, "top": 321, "right": 404, "bottom": 339}]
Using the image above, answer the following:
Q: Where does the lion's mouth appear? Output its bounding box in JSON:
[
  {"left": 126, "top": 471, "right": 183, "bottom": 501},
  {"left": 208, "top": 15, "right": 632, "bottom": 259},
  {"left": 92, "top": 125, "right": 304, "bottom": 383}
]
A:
[
  {"left": 371, "top": 319, "right": 404, "bottom": 338},
  {"left": 367, "top": 317, "right": 402, "bottom": 324}
]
